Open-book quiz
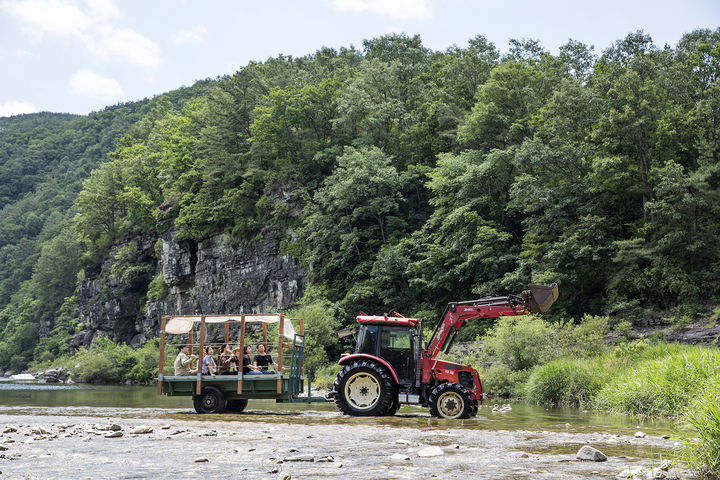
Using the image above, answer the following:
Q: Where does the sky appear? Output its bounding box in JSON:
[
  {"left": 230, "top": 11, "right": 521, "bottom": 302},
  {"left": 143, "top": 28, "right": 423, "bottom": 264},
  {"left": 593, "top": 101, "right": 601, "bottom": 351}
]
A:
[{"left": 1, "top": 0, "right": 718, "bottom": 117}]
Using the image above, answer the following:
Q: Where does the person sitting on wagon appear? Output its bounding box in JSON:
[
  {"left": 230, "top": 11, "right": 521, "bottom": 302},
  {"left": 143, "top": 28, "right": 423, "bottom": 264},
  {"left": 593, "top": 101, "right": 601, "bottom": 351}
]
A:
[
  {"left": 202, "top": 346, "right": 217, "bottom": 378},
  {"left": 242, "top": 345, "right": 263, "bottom": 375},
  {"left": 253, "top": 343, "right": 278, "bottom": 374},
  {"left": 217, "top": 343, "right": 239, "bottom": 375},
  {"left": 174, "top": 345, "right": 197, "bottom": 376}
]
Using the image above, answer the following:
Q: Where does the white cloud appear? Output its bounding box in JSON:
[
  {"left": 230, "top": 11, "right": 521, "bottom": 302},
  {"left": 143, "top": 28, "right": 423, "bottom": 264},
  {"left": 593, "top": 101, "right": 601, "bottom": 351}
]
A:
[
  {"left": 2, "top": 0, "right": 160, "bottom": 68},
  {"left": 94, "top": 26, "right": 161, "bottom": 68},
  {"left": 2, "top": 0, "right": 91, "bottom": 37},
  {"left": 82, "top": 0, "right": 119, "bottom": 20},
  {"left": 69, "top": 69, "right": 124, "bottom": 101},
  {"left": 173, "top": 24, "right": 206, "bottom": 45},
  {"left": 330, "top": 0, "right": 432, "bottom": 20},
  {"left": 0, "top": 100, "right": 37, "bottom": 117}
]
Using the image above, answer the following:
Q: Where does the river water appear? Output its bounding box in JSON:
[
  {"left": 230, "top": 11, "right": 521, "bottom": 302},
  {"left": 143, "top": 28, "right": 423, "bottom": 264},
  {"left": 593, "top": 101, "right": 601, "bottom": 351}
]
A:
[{"left": 0, "top": 380, "right": 689, "bottom": 479}]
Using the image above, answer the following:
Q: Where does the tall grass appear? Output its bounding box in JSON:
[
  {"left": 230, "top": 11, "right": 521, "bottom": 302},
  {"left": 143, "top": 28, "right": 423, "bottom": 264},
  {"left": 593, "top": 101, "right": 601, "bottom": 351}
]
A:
[
  {"left": 680, "top": 374, "right": 720, "bottom": 478},
  {"left": 593, "top": 345, "right": 720, "bottom": 416},
  {"left": 524, "top": 341, "right": 720, "bottom": 417},
  {"left": 525, "top": 357, "right": 605, "bottom": 407}
]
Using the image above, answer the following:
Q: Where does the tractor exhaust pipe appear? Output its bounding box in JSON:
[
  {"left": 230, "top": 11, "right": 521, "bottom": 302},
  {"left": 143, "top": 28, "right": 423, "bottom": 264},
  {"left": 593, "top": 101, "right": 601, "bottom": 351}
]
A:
[{"left": 525, "top": 283, "right": 559, "bottom": 313}]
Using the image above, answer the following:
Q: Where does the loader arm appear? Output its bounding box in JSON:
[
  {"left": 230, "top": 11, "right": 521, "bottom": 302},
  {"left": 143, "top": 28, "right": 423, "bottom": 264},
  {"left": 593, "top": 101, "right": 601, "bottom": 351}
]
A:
[{"left": 424, "top": 284, "right": 558, "bottom": 360}]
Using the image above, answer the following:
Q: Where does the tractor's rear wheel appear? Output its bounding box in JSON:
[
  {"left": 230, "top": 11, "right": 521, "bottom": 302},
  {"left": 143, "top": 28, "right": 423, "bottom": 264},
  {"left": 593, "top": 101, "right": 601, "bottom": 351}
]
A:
[
  {"left": 193, "top": 386, "right": 226, "bottom": 414},
  {"left": 429, "top": 383, "right": 473, "bottom": 419},
  {"left": 333, "top": 360, "right": 395, "bottom": 416}
]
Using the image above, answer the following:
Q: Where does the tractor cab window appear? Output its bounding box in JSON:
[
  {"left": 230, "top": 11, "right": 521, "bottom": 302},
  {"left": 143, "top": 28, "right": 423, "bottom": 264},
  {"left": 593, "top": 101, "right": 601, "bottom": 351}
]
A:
[
  {"left": 378, "top": 326, "right": 413, "bottom": 385},
  {"left": 356, "top": 324, "right": 378, "bottom": 355}
]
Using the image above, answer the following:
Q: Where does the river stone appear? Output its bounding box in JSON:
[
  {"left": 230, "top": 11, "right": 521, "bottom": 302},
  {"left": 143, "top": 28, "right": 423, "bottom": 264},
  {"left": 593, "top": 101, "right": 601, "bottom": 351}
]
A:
[
  {"left": 391, "top": 453, "right": 411, "bottom": 463},
  {"left": 283, "top": 454, "right": 315, "bottom": 462},
  {"left": 194, "top": 457, "right": 209, "bottom": 463},
  {"left": 635, "top": 431, "right": 647, "bottom": 438},
  {"left": 0, "top": 445, "right": 8, "bottom": 451},
  {"left": 104, "top": 431, "right": 123, "bottom": 438},
  {"left": 576, "top": 445, "right": 607, "bottom": 462},
  {"left": 3, "top": 427, "right": 17, "bottom": 434},
  {"left": 417, "top": 446, "right": 444, "bottom": 457},
  {"left": 129, "top": 425, "right": 153, "bottom": 435}
]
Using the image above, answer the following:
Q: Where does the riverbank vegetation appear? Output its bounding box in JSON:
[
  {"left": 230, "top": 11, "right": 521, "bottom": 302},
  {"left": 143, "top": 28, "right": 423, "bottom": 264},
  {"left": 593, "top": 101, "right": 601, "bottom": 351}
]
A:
[{"left": 456, "top": 314, "right": 720, "bottom": 478}]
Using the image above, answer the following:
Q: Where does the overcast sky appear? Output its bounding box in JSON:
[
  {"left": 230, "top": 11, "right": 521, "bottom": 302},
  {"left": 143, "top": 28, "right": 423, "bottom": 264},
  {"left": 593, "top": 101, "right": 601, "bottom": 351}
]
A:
[{"left": 1, "top": 0, "right": 718, "bottom": 117}]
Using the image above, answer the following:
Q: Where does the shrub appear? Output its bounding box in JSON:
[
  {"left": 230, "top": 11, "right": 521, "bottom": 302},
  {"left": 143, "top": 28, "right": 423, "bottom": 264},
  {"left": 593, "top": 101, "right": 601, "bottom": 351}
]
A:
[
  {"left": 481, "top": 315, "right": 557, "bottom": 371},
  {"left": 680, "top": 374, "right": 720, "bottom": 478},
  {"left": 480, "top": 363, "right": 529, "bottom": 398},
  {"left": 312, "top": 363, "right": 342, "bottom": 391},
  {"left": 525, "top": 357, "right": 604, "bottom": 407}
]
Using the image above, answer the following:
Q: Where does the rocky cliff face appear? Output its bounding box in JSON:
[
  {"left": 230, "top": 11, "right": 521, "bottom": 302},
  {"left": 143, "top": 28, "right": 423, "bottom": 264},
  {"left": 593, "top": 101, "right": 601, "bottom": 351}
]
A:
[{"left": 73, "top": 227, "right": 306, "bottom": 349}]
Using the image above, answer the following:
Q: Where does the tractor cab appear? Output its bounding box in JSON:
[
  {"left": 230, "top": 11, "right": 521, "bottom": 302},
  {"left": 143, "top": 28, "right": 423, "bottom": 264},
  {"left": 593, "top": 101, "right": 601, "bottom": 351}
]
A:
[{"left": 354, "top": 315, "right": 421, "bottom": 387}]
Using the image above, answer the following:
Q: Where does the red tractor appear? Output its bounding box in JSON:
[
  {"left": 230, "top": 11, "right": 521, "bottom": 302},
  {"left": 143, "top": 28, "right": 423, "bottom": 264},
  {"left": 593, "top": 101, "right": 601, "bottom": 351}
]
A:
[{"left": 330, "top": 284, "right": 559, "bottom": 419}]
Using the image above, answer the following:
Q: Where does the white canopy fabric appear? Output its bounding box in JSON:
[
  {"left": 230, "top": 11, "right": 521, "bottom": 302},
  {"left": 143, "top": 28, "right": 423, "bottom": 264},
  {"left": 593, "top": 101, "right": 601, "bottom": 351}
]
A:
[{"left": 164, "top": 314, "right": 300, "bottom": 342}]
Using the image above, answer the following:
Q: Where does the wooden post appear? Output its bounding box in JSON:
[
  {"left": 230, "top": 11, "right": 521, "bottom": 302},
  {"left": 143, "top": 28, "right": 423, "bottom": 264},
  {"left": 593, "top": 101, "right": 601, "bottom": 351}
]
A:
[
  {"left": 277, "top": 314, "right": 284, "bottom": 393},
  {"left": 224, "top": 321, "right": 229, "bottom": 344},
  {"left": 262, "top": 323, "right": 267, "bottom": 349},
  {"left": 196, "top": 315, "right": 206, "bottom": 395},
  {"left": 188, "top": 330, "right": 193, "bottom": 355},
  {"left": 237, "top": 315, "right": 245, "bottom": 395},
  {"left": 299, "top": 318, "right": 304, "bottom": 393},
  {"left": 157, "top": 315, "right": 167, "bottom": 395}
]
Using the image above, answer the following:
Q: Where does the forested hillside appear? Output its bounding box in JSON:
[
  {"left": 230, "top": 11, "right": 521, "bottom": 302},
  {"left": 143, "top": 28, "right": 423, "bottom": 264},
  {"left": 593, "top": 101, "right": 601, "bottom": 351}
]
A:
[
  {"left": 0, "top": 81, "right": 213, "bottom": 371},
  {"left": 1, "top": 30, "right": 719, "bottom": 372}
]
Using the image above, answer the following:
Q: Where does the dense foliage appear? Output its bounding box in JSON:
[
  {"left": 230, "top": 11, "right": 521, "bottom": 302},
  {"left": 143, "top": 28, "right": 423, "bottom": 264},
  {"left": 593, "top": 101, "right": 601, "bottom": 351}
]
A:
[
  {"left": 1, "top": 30, "right": 720, "bottom": 376},
  {"left": 0, "top": 81, "right": 212, "bottom": 371}
]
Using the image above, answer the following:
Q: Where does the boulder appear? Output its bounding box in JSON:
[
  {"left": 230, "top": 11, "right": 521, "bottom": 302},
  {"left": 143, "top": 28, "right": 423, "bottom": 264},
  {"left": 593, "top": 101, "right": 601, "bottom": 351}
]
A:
[
  {"left": 417, "top": 446, "right": 444, "bottom": 457},
  {"left": 576, "top": 445, "right": 607, "bottom": 462},
  {"left": 391, "top": 453, "right": 411, "bottom": 463},
  {"left": 129, "top": 425, "right": 153, "bottom": 435}
]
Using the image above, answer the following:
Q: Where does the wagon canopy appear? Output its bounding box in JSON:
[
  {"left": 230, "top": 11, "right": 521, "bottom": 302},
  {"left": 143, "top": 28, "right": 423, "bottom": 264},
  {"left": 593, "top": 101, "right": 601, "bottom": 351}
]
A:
[{"left": 164, "top": 314, "right": 301, "bottom": 341}]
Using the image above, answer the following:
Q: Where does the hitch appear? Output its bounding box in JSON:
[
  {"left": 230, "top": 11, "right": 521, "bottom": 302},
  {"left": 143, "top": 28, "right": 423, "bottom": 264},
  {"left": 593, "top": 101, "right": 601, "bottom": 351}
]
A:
[{"left": 525, "top": 283, "right": 559, "bottom": 313}]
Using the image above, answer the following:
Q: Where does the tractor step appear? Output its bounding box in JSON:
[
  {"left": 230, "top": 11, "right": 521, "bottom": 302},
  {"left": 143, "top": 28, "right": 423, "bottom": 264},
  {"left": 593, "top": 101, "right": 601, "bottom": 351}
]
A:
[{"left": 398, "top": 392, "right": 421, "bottom": 404}]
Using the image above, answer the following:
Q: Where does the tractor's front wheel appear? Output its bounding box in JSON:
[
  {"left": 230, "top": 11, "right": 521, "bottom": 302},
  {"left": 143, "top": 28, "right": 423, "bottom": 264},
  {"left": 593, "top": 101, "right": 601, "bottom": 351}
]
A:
[
  {"left": 333, "top": 360, "right": 395, "bottom": 416},
  {"left": 429, "top": 383, "right": 473, "bottom": 419}
]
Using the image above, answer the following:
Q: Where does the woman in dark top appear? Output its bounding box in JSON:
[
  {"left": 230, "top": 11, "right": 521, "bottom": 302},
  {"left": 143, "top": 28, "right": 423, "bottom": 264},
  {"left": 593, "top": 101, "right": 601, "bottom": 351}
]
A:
[
  {"left": 242, "top": 345, "right": 262, "bottom": 375},
  {"left": 253, "top": 343, "right": 278, "bottom": 374},
  {"left": 217, "top": 343, "right": 238, "bottom": 375}
]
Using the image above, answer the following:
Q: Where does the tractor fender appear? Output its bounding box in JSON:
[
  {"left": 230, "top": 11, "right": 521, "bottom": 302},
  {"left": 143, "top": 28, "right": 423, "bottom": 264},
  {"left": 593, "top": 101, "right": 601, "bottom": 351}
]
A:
[{"left": 338, "top": 354, "right": 399, "bottom": 384}]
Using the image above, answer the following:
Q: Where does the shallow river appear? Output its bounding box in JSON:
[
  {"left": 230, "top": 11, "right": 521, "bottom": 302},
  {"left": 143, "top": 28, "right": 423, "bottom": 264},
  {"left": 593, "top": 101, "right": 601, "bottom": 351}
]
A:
[{"left": 0, "top": 380, "right": 689, "bottom": 479}]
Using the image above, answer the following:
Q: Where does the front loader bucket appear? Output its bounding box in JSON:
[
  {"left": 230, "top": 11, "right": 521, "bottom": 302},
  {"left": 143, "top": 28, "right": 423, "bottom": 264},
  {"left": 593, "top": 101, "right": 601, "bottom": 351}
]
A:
[{"left": 526, "top": 283, "right": 559, "bottom": 313}]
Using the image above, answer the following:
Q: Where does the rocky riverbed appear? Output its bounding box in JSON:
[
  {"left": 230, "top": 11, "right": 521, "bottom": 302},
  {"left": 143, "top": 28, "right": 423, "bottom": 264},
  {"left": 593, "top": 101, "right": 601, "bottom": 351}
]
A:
[{"left": 0, "top": 408, "right": 692, "bottom": 480}]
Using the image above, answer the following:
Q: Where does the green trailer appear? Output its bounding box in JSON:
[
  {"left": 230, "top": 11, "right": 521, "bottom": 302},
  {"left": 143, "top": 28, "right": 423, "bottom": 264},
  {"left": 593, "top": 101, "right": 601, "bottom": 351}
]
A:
[{"left": 157, "top": 313, "right": 326, "bottom": 413}]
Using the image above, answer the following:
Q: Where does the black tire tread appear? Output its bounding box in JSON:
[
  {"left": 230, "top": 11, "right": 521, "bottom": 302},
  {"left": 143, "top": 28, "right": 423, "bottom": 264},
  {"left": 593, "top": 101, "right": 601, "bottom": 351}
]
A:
[
  {"left": 193, "top": 386, "right": 226, "bottom": 414},
  {"left": 428, "top": 382, "right": 473, "bottom": 419},
  {"left": 226, "top": 398, "right": 248, "bottom": 413},
  {"left": 332, "top": 359, "right": 395, "bottom": 416}
]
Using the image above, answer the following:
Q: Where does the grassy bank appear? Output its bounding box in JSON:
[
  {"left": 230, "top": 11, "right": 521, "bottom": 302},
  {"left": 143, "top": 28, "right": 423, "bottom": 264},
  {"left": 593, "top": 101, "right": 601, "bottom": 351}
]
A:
[{"left": 461, "top": 315, "right": 720, "bottom": 478}]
